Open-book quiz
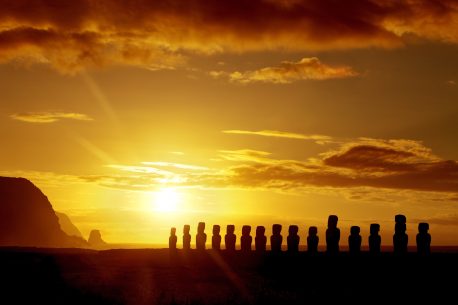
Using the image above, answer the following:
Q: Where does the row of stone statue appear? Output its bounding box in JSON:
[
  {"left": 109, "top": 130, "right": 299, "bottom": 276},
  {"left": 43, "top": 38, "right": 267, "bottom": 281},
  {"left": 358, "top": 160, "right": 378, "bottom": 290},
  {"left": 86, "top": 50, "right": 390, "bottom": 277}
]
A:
[{"left": 169, "top": 215, "right": 432, "bottom": 254}]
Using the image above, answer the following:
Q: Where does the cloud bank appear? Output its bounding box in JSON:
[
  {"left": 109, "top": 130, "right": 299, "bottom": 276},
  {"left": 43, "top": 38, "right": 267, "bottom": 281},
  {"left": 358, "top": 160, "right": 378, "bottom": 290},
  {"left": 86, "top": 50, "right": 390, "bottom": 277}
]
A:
[
  {"left": 74, "top": 138, "right": 458, "bottom": 196},
  {"left": 3, "top": 137, "right": 457, "bottom": 211},
  {"left": 1, "top": 0, "right": 457, "bottom": 72}
]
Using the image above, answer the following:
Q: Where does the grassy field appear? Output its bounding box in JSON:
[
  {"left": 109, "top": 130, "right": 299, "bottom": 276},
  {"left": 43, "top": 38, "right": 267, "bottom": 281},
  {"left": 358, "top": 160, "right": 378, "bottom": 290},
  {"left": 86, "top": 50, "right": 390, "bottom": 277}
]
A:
[{"left": 1, "top": 247, "right": 456, "bottom": 304}]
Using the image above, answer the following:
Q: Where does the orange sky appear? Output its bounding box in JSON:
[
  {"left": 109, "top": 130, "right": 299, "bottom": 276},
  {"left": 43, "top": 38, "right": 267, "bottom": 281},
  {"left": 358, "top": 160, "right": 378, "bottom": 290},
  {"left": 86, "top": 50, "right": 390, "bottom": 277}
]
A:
[{"left": 1, "top": 0, "right": 457, "bottom": 245}]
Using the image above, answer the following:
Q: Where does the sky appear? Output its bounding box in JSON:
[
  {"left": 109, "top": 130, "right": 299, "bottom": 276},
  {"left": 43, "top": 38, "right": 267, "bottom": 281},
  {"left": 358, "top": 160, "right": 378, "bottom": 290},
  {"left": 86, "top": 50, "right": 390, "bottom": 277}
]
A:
[{"left": 1, "top": 0, "right": 458, "bottom": 246}]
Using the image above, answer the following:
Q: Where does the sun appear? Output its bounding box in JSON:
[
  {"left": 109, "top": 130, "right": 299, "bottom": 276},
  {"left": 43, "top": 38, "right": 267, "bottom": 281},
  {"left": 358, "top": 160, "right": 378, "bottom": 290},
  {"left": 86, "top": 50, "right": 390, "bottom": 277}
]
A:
[{"left": 154, "top": 188, "right": 180, "bottom": 212}]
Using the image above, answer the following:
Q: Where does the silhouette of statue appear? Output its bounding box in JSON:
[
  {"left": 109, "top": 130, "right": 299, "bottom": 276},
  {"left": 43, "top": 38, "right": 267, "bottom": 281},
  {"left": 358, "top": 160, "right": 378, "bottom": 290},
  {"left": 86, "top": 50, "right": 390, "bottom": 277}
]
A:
[
  {"left": 416, "top": 222, "right": 431, "bottom": 255},
  {"left": 307, "top": 226, "right": 319, "bottom": 253},
  {"left": 348, "top": 226, "right": 361, "bottom": 254},
  {"left": 183, "top": 224, "right": 191, "bottom": 250},
  {"left": 255, "top": 226, "right": 267, "bottom": 252},
  {"left": 225, "top": 224, "right": 236, "bottom": 251},
  {"left": 270, "top": 224, "right": 283, "bottom": 252},
  {"left": 369, "top": 223, "right": 381, "bottom": 254},
  {"left": 287, "top": 225, "right": 300, "bottom": 252},
  {"left": 169, "top": 227, "right": 177, "bottom": 250},
  {"left": 241, "top": 225, "right": 252, "bottom": 251},
  {"left": 393, "top": 214, "right": 408, "bottom": 254},
  {"left": 395, "top": 214, "right": 406, "bottom": 224},
  {"left": 212, "top": 225, "right": 221, "bottom": 250},
  {"left": 196, "top": 222, "right": 207, "bottom": 250},
  {"left": 326, "top": 215, "right": 340, "bottom": 254}
]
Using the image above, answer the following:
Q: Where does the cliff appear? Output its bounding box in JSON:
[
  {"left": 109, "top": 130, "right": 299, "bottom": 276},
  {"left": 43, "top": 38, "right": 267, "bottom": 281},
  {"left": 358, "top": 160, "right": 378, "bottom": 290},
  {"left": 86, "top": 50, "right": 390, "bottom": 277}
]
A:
[
  {"left": 0, "top": 176, "right": 87, "bottom": 248},
  {"left": 56, "top": 211, "right": 83, "bottom": 238}
]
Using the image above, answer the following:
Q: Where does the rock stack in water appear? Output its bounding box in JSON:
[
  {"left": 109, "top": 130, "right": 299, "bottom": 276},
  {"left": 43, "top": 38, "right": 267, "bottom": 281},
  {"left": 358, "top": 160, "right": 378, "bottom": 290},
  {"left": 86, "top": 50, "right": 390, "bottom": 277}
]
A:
[{"left": 88, "top": 229, "right": 107, "bottom": 249}]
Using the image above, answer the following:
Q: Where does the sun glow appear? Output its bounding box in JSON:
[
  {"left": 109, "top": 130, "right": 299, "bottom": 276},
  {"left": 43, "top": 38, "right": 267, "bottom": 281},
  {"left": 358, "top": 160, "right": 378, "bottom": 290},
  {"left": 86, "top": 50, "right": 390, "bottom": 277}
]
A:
[{"left": 154, "top": 188, "right": 180, "bottom": 212}]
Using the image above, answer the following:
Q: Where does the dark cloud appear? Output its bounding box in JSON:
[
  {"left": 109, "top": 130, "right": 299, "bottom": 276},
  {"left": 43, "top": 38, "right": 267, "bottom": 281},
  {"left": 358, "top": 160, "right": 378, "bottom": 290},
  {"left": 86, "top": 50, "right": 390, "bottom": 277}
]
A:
[
  {"left": 324, "top": 145, "right": 428, "bottom": 172},
  {"left": 219, "top": 139, "right": 458, "bottom": 193},
  {"left": 226, "top": 158, "right": 458, "bottom": 193},
  {"left": 0, "top": 0, "right": 457, "bottom": 72},
  {"left": 412, "top": 214, "right": 458, "bottom": 226}
]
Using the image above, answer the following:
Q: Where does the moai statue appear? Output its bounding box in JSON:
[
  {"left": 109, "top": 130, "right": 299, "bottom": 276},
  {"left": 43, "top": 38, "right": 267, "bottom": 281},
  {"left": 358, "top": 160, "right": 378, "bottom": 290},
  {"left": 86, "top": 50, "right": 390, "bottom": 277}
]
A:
[
  {"left": 348, "top": 226, "right": 361, "bottom": 254},
  {"left": 225, "top": 225, "right": 236, "bottom": 251},
  {"left": 255, "top": 226, "right": 267, "bottom": 252},
  {"left": 270, "top": 224, "right": 283, "bottom": 252},
  {"left": 307, "top": 226, "right": 319, "bottom": 253},
  {"left": 326, "top": 215, "right": 340, "bottom": 254},
  {"left": 196, "top": 222, "right": 207, "bottom": 250},
  {"left": 169, "top": 227, "right": 177, "bottom": 250},
  {"left": 287, "top": 225, "right": 300, "bottom": 252},
  {"left": 416, "top": 222, "right": 431, "bottom": 255},
  {"left": 183, "top": 224, "right": 191, "bottom": 250},
  {"left": 241, "top": 225, "right": 252, "bottom": 251},
  {"left": 369, "top": 223, "right": 381, "bottom": 254},
  {"left": 393, "top": 214, "right": 408, "bottom": 254},
  {"left": 212, "top": 225, "right": 221, "bottom": 250}
]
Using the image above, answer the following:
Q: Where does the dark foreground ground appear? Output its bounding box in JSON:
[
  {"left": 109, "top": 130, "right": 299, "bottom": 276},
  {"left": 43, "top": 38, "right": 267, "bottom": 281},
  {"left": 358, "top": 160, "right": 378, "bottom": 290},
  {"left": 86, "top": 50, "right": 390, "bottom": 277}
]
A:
[{"left": 1, "top": 247, "right": 457, "bottom": 305}]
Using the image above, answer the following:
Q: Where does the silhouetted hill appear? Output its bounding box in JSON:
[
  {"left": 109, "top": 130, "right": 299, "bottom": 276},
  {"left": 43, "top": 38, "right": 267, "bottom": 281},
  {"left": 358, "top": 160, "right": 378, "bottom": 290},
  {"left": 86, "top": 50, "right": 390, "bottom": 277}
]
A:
[
  {"left": 56, "top": 212, "right": 83, "bottom": 238},
  {"left": 0, "top": 177, "right": 87, "bottom": 248}
]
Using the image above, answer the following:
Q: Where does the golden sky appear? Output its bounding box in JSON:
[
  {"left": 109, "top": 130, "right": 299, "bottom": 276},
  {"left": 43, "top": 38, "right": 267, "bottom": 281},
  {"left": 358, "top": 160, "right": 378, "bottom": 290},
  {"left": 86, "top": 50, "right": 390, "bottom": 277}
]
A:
[{"left": 1, "top": 0, "right": 457, "bottom": 245}]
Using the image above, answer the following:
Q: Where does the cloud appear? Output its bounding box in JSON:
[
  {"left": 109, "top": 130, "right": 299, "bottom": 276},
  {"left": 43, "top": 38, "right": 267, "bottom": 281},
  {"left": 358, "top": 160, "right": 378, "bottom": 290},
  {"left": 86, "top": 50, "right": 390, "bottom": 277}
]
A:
[
  {"left": 0, "top": 26, "right": 184, "bottom": 73},
  {"left": 1, "top": 0, "right": 457, "bottom": 72},
  {"left": 4, "top": 137, "right": 457, "bottom": 199},
  {"left": 170, "top": 151, "right": 185, "bottom": 156},
  {"left": 412, "top": 214, "right": 458, "bottom": 226},
  {"left": 323, "top": 144, "right": 437, "bottom": 173},
  {"left": 96, "top": 138, "right": 458, "bottom": 197},
  {"left": 0, "top": 170, "right": 83, "bottom": 187},
  {"left": 63, "top": 138, "right": 457, "bottom": 198},
  {"left": 10, "top": 111, "right": 93, "bottom": 123},
  {"left": 222, "top": 139, "right": 458, "bottom": 194},
  {"left": 223, "top": 129, "right": 333, "bottom": 144},
  {"left": 213, "top": 57, "right": 358, "bottom": 83},
  {"left": 218, "top": 149, "right": 274, "bottom": 163},
  {"left": 78, "top": 174, "right": 171, "bottom": 191},
  {"left": 141, "top": 162, "right": 209, "bottom": 171}
]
